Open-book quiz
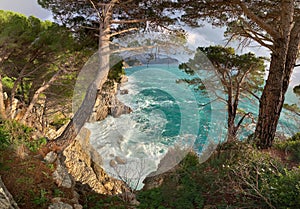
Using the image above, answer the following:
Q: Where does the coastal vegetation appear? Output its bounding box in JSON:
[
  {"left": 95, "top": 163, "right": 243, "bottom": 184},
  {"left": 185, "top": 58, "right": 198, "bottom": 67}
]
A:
[{"left": 0, "top": 0, "right": 300, "bottom": 208}]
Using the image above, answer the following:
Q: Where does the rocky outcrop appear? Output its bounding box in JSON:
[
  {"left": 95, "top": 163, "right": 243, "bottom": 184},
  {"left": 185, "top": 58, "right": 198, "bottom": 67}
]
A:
[
  {"left": 0, "top": 177, "right": 19, "bottom": 209},
  {"left": 90, "top": 78, "right": 132, "bottom": 122},
  {"left": 63, "top": 127, "right": 128, "bottom": 195}
]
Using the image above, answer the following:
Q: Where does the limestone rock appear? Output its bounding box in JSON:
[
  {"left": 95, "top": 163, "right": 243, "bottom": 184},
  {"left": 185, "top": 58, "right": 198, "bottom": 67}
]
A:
[
  {"left": 73, "top": 204, "right": 83, "bottom": 209},
  {"left": 48, "top": 202, "right": 72, "bottom": 209},
  {"left": 63, "top": 128, "right": 128, "bottom": 195},
  {"left": 0, "top": 177, "right": 19, "bottom": 209},
  {"left": 44, "top": 151, "right": 57, "bottom": 164},
  {"left": 115, "top": 156, "right": 126, "bottom": 165},
  {"left": 52, "top": 160, "right": 73, "bottom": 189},
  {"left": 90, "top": 79, "right": 132, "bottom": 121},
  {"left": 120, "top": 89, "right": 129, "bottom": 95}
]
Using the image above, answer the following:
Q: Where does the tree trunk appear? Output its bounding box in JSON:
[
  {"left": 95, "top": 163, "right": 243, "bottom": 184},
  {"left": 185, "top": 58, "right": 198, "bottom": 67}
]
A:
[
  {"left": 20, "top": 70, "right": 65, "bottom": 123},
  {"left": 227, "top": 113, "right": 237, "bottom": 142},
  {"left": 49, "top": 20, "right": 112, "bottom": 151},
  {"left": 0, "top": 74, "right": 6, "bottom": 119},
  {"left": 255, "top": 18, "right": 300, "bottom": 148}
]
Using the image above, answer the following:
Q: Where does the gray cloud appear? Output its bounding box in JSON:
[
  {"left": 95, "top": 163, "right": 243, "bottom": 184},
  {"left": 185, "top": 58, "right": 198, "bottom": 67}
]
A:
[{"left": 0, "top": 0, "right": 51, "bottom": 19}]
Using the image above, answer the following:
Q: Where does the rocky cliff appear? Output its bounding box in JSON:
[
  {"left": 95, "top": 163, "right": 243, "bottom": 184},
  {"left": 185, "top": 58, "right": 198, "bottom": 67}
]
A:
[{"left": 62, "top": 77, "right": 132, "bottom": 195}]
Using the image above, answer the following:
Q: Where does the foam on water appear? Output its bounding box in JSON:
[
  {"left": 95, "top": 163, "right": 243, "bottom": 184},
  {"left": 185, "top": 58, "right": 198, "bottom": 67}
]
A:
[
  {"left": 86, "top": 65, "right": 207, "bottom": 189},
  {"left": 86, "top": 64, "right": 299, "bottom": 189}
]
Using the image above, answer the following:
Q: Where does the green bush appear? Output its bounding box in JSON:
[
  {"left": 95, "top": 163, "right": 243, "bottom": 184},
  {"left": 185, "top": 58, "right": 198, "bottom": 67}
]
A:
[
  {"left": 0, "top": 119, "right": 46, "bottom": 152},
  {"left": 0, "top": 121, "right": 10, "bottom": 148},
  {"left": 268, "top": 168, "right": 300, "bottom": 208},
  {"left": 108, "top": 60, "right": 125, "bottom": 83},
  {"left": 274, "top": 132, "right": 300, "bottom": 162},
  {"left": 137, "top": 153, "right": 204, "bottom": 209}
]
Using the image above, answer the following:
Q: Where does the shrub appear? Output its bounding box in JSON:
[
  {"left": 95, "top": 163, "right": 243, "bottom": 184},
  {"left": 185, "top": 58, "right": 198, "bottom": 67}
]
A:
[
  {"left": 268, "top": 168, "right": 300, "bottom": 208},
  {"left": 0, "top": 119, "right": 46, "bottom": 153},
  {"left": 137, "top": 153, "right": 204, "bottom": 209},
  {"left": 274, "top": 132, "right": 300, "bottom": 162}
]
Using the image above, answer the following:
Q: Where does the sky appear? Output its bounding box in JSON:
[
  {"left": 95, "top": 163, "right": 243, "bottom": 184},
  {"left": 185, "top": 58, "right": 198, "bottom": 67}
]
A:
[
  {"left": 0, "top": 0, "right": 299, "bottom": 87},
  {"left": 0, "top": 0, "right": 51, "bottom": 19}
]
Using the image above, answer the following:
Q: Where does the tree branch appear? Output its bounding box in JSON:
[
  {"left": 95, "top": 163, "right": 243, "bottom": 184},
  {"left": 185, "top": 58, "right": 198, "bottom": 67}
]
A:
[
  {"left": 111, "top": 19, "right": 147, "bottom": 24},
  {"left": 236, "top": 0, "right": 279, "bottom": 39},
  {"left": 111, "top": 27, "right": 138, "bottom": 37}
]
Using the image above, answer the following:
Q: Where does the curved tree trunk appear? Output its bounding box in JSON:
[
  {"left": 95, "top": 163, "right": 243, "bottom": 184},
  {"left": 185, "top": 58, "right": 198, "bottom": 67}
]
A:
[{"left": 49, "top": 5, "right": 113, "bottom": 151}]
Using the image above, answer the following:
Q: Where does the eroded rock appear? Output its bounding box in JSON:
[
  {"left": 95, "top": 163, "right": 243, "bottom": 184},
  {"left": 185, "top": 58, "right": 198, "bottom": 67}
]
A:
[
  {"left": 44, "top": 151, "right": 57, "bottom": 164},
  {"left": 48, "top": 202, "right": 72, "bottom": 209},
  {"left": 0, "top": 177, "right": 19, "bottom": 209},
  {"left": 52, "top": 159, "right": 73, "bottom": 189},
  {"left": 63, "top": 128, "right": 128, "bottom": 195}
]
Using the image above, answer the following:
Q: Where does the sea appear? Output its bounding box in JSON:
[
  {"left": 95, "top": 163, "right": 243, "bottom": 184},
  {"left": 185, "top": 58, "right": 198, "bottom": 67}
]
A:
[{"left": 85, "top": 64, "right": 299, "bottom": 189}]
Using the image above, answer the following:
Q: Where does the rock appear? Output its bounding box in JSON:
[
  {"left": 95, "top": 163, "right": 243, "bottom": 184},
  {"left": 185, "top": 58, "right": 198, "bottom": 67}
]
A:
[
  {"left": 109, "top": 159, "right": 117, "bottom": 168},
  {"left": 120, "top": 89, "right": 129, "bottom": 95},
  {"left": 44, "top": 151, "right": 57, "bottom": 164},
  {"left": 73, "top": 204, "right": 83, "bottom": 209},
  {"left": 115, "top": 156, "right": 126, "bottom": 165},
  {"left": 48, "top": 202, "right": 72, "bottom": 209},
  {"left": 51, "top": 197, "right": 62, "bottom": 203},
  {"left": 0, "top": 177, "right": 19, "bottom": 209},
  {"left": 63, "top": 128, "right": 128, "bottom": 195},
  {"left": 119, "top": 75, "right": 128, "bottom": 84},
  {"left": 104, "top": 182, "right": 114, "bottom": 191},
  {"left": 52, "top": 160, "right": 73, "bottom": 189},
  {"left": 109, "top": 97, "right": 132, "bottom": 118}
]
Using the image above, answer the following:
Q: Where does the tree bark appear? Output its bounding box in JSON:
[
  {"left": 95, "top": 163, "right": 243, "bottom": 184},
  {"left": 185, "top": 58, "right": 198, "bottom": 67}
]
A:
[
  {"left": 255, "top": 14, "right": 300, "bottom": 148},
  {"left": 0, "top": 74, "right": 6, "bottom": 119},
  {"left": 20, "top": 70, "right": 65, "bottom": 123},
  {"left": 49, "top": 2, "right": 114, "bottom": 151}
]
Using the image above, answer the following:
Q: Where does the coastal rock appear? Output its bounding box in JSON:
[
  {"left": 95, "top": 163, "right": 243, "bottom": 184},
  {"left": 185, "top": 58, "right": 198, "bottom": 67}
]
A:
[
  {"left": 63, "top": 127, "right": 128, "bottom": 195},
  {"left": 90, "top": 79, "right": 132, "bottom": 121},
  {"left": 120, "top": 89, "right": 129, "bottom": 95},
  {"left": 115, "top": 156, "right": 126, "bottom": 164},
  {"left": 52, "top": 159, "right": 73, "bottom": 189},
  {"left": 44, "top": 151, "right": 57, "bottom": 164},
  {"left": 48, "top": 202, "right": 72, "bottom": 209},
  {"left": 109, "top": 97, "right": 132, "bottom": 118},
  {"left": 0, "top": 177, "right": 19, "bottom": 209}
]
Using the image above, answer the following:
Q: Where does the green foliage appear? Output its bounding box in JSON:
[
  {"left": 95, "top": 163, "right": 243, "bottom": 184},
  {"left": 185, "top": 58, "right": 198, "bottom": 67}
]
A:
[
  {"left": 179, "top": 46, "right": 265, "bottom": 139},
  {"left": 0, "top": 119, "right": 33, "bottom": 145},
  {"left": 82, "top": 194, "right": 127, "bottom": 209},
  {"left": 0, "top": 10, "right": 83, "bottom": 109},
  {"left": 25, "top": 137, "right": 47, "bottom": 153},
  {"left": 53, "top": 188, "right": 64, "bottom": 197},
  {"left": 0, "top": 122, "right": 10, "bottom": 148},
  {"left": 49, "top": 113, "right": 70, "bottom": 130},
  {"left": 137, "top": 153, "right": 204, "bottom": 209},
  {"left": 32, "top": 189, "right": 48, "bottom": 206},
  {"left": 283, "top": 103, "right": 300, "bottom": 113},
  {"left": 108, "top": 60, "right": 125, "bottom": 83},
  {"left": 274, "top": 133, "right": 300, "bottom": 163},
  {"left": 137, "top": 141, "right": 300, "bottom": 208},
  {"left": 267, "top": 168, "right": 300, "bottom": 208},
  {"left": 294, "top": 84, "right": 300, "bottom": 96},
  {"left": 0, "top": 119, "right": 46, "bottom": 152}
]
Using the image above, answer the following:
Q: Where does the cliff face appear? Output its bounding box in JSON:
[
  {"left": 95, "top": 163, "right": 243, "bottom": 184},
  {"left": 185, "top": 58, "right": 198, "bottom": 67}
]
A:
[
  {"left": 90, "top": 78, "right": 132, "bottom": 122},
  {"left": 63, "top": 127, "right": 127, "bottom": 195},
  {"left": 63, "top": 77, "right": 131, "bottom": 195}
]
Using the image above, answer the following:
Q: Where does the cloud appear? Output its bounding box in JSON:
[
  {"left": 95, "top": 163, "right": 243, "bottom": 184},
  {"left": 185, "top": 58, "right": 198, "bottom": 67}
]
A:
[
  {"left": 0, "top": 0, "right": 52, "bottom": 19},
  {"left": 185, "top": 24, "right": 227, "bottom": 50}
]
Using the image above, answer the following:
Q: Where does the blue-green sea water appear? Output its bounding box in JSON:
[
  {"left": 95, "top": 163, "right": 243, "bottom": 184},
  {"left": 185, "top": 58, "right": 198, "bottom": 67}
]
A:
[{"left": 86, "top": 64, "right": 299, "bottom": 188}]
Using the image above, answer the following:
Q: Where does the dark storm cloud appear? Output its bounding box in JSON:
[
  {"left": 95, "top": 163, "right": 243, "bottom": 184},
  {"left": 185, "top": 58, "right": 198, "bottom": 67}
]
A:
[{"left": 0, "top": 0, "right": 51, "bottom": 19}]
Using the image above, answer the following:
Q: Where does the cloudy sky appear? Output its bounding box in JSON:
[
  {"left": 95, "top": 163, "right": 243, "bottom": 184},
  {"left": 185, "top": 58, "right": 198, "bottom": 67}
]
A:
[
  {"left": 0, "top": 0, "right": 51, "bottom": 19},
  {"left": 0, "top": 0, "right": 298, "bottom": 86}
]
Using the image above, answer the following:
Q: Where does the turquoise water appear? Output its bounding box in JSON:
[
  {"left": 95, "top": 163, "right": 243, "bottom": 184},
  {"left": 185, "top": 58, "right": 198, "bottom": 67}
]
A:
[{"left": 86, "top": 64, "right": 299, "bottom": 188}]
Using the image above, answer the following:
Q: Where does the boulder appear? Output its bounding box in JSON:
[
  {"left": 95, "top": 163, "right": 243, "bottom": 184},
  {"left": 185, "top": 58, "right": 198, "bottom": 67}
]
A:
[{"left": 0, "top": 176, "right": 19, "bottom": 209}]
